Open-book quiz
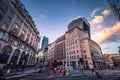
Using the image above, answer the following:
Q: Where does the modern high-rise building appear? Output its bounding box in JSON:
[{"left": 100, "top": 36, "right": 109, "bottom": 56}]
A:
[
  {"left": 0, "top": 0, "right": 40, "bottom": 68},
  {"left": 106, "top": 0, "right": 120, "bottom": 21},
  {"left": 68, "top": 17, "right": 91, "bottom": 38},
  {"left": 41, "top": 36, "right": 49, "bottom": 50}
]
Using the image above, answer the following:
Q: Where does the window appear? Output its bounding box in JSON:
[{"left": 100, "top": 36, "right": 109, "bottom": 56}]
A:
[
  {"left": 77, "top": 50, "right": 79, "bottom": 53},
  {"left": 1, "top": 23, "right": 7, "bottom": 30},
  {"left": 22, "top": 30, "right": 26, "bottom": 34},
  {"left": 0, "top": 31, "right": 4, "bottom": 39},
  {"left": 7, "top": 36, "right": 14, "bottom": 43},
  {"left": 9, "top": 10, "right": 14, "bottom": 17},
  {"left": 17, "top": 41, "right": 22, "bottom": 47},
  {"left": 85, "top": 55, "right": 87, "bottom": 59},
  {"left": 23, "top": 24, "right": 27, "bottom": 30},
  {"left": 27, "top": 34, "right": 30, "bottom": 40},
  {"left": 5, "top": 0, "right": 10, "bottom": 3},
  {"left": 0, "top": 8, "right": 4, "bottom": 15},
  {"left": 84, "top": 50, "right": 86, "bottom": 53},
  {"left": 6, "top": 16, "right": 11, "bottom": 23},
  {"left": 13, "top": 23, "right": 20, "bottom": 30},
  {"left": 77, "top": 55, "right": 79, "bottom": 59},
  {"left": 74, "top": 55, "right": 76, "bottom": 59},
  {"left": 75, "top": 40, "right": 77, "bottom": 43},
  {"left": 16, "top": 16, "right": 22, "bottom": 25}
]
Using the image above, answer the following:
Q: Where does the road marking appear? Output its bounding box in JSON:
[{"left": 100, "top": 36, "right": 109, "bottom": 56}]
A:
[
  {"left": 71, "top": 74, "right": 83, "bottom": 76},
  {"left": 6, "top": 74, "right": 28, "bottom": 79}
]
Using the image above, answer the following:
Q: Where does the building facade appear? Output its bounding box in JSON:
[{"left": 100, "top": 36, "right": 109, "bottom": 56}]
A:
[
  {"left": 41, "top": 36, "right": 49, "bottom": 50},
  {"left": 104, "top": 54, "right": 120, "bottom": 68},
  {"left": 65, "top": 27, "right": 89, "bottom": 69},
  {"left": 106, "top": 0, "right": 120, "bottom": 21},
  {"left": 47, "top": 42, "right": 55, "bottom": 64},
  {"left": 54, "top": 35, "right": 66, "bottom": 65},
  {"left": 0, "top": 0, "right": 40, "bottom": 68},
  {"left": 89, "top": 39, "right": 105, "bottom": 69},
  {"left": 61, "top": 17, "right": 104, "bottom": 69}
]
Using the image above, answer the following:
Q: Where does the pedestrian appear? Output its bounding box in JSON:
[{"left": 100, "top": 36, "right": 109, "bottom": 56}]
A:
[
  {"left": 54, "top": 67, "right": 57, "bottom": 74},
  {"left": 60, "top": 68, "right": 65, "bottom": 76},
  {"left": 65, "top": 71, "right": 69, "bottom": 77},
  {"left": 95, "top": 71, "right": 102, "bottom": 79},
  {"left": 91, "top": 68, "right": 95, "bottom": 75}
]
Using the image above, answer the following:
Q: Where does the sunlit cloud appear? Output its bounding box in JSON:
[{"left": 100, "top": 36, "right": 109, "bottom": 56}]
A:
[
  {"left": 102, "top": 9, "right": 110, "bottom": 16},
  {"left": 91, "top": 8, "right": 100, "bottom": 17},
  {"left": 91, "top": 16, "right": 104, "bottom": 24},
  {"left": 92, "top": 22, "right": 120, "bottom": 44}
]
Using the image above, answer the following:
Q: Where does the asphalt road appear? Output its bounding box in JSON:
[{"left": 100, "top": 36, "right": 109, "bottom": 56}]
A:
[{"left": 7, "top": 67, "right": 120, "bottom": 80}]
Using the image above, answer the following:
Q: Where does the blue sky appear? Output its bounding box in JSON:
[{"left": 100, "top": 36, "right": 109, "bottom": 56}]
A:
[{"left": 20, "top": 0, "right": 120, "bottom": 54}]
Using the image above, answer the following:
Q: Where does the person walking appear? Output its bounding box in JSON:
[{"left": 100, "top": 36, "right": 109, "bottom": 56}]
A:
[
  {"left": 95, "top": 71, "right": 102, "bottom": 79},
  {"left": 91, "top": 68, "right": 95, "bottom": 75}
]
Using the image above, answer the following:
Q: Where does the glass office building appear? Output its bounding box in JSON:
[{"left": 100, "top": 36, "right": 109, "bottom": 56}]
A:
[
  {"left": 68, "top": 17, "right": 91, "bottom": 38},
  {"left": 106, "top": 0, "right": 120, "bottom": 21},
  {"left": 41, "top": 36, "right": 49, "bottom": 50}
]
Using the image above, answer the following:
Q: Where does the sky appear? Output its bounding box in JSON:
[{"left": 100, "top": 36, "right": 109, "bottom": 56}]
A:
[{"left": 20, "top": 0, "right": 120, "bottom": 54}]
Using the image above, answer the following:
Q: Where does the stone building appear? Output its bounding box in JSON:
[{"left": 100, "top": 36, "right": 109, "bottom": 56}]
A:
[
  {"left": 0, "top": 0, "right": 40, "bottom": 68},
  {"left": 54, "top": 35, "right": 66, "bottom": 65}
]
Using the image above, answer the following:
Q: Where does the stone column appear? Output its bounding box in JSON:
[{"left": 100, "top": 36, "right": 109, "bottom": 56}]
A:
[
  {"left": 17, "top": 53, "right": 22, "bottom": 64},
  {"left": 7, "top": 50, "right": 14, "bottom": 64}
]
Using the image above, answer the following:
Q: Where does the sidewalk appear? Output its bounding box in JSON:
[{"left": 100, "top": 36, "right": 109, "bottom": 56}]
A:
[
  {"left": 55, "top": 69, "right": 120, "bottom": 78},
  {"left": 70, "top": 69, "right": 120, "bottom": 77},
  {"left": 5, "top": 68, "right": 40, "bottom": 79}
]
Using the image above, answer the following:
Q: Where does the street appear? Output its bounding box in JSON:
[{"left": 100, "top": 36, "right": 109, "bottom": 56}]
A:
[{"left": 6, "top": 67, "right": 120, "bottom": 80}]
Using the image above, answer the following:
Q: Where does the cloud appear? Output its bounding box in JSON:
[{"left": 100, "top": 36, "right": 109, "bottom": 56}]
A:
[
  {"left": 91, "top": 8, "right": 100, "bottom": 17},
  {"left": 104, "top": 32, "right": 120, "bottom": 43},
  {"left": 92, "top": 21, "right": 120, "bottom": 44},
  {"left": 40, "top": 14, "right": 46, "bottom": 19},
  {"left": 91, "top": 16, "right": 104, "bottom": 24},
  {"left": 102, "top": 9, "right": 110, "bottom": 16}
]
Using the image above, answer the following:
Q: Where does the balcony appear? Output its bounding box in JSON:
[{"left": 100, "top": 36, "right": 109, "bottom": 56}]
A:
[
  {"left": 19, "top": 33, "right": 25, "bottom": 41},
  {"left": 9, "top": 28, "right": 19, "bottom": 36}
]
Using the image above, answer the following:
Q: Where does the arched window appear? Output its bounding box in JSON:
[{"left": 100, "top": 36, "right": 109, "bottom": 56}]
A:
[
  {"left": 0, "top": 45, "right": 12, "bottom": 63},
  {"left": 19, "top": 52, "right": 25, "bottom": 65},
  {"left": 10, "top": 49, "right": 20, "bottom": 65}
]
